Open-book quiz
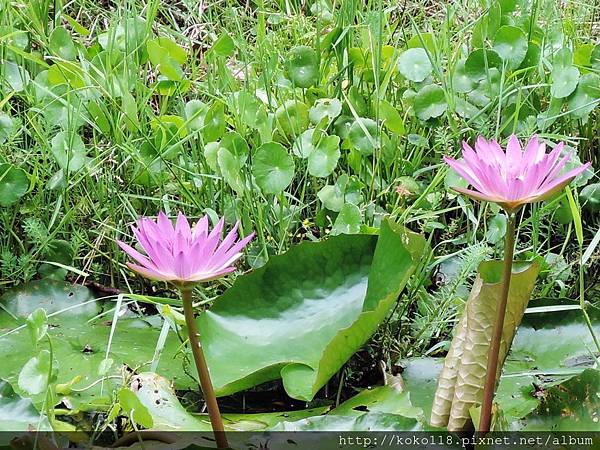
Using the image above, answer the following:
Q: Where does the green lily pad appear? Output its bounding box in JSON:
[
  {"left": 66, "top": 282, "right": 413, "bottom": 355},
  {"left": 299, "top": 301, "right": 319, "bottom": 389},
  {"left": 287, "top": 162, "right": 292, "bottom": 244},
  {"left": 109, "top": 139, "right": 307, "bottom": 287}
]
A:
[
  {"left": 397, "top": 48, "right": 432, "bottom": 82},
  {"left": 521, "top": 369, "right": 600, "bottom": 431},
  {"left": 198, "top": 219, "right": 427, "bottom": 401},
  {"left": 252, "top": 142, "right": 295, "bottom": 194},
  {"left": 0, "top": 378, "right": 51, "bottom": 431},
  {"left": 285, "top": 46, "right": 319, "bottom": 88},
  {"left": 414, "top": 85, "right": 447, "bottom": 120},
  {"left": 0, "top": 163, "right": 28, "bottom": 207},
  {"left": 132, "top": 372, "right": 328, "bottom": 432},
  {"left": 273, "top": 412, "right": 421, "bottom": 431},
  {"left": 0, "top": 282, "right": 192, "bottom": 409},
  {"left": 1, "top": 60, "right": 30, "bottom": 92}
]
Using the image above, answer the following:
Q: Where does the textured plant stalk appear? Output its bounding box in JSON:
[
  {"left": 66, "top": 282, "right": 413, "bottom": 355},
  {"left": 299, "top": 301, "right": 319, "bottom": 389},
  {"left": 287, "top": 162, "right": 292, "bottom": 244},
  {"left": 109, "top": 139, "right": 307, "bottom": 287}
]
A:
[
  {"left": 478, "top": 214, "right": 516, "bottom": 433},
  {"left": 181, "top": 288, "right": 228, "bottom": 449},
  {"left": 430, "top": 310, "right": 468, "bottom": 428},
  {"left": 431, "top": 257, "right": 540, "bottom": 431}
]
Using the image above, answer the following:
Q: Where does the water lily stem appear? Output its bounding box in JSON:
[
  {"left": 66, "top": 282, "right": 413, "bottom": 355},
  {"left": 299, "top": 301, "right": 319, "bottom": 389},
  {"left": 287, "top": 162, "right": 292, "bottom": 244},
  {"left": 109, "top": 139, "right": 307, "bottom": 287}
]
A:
[
  {"left": 181, "top": 288, "right": 228, "bottom": 449},
  {"left": 479, "top": 213, "right": 516, "bottom": 433}
]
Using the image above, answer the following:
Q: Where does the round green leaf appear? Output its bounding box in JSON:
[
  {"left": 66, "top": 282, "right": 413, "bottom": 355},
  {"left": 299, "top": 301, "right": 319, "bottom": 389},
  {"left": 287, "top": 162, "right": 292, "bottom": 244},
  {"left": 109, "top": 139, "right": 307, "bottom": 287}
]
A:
[
  {"left": 49, "top": 26, "right": 77, "bottom": 60},
  {"left": 492, "top": 25, "right": 528, "bottom": 68},
  {"left": 452, "top": 60, "right": 476, "bottom": 93},
  {"left": 331, "top": 203, "right": 362, "bottom": 235},
  {"left": 285, "top": 46, "right": 319, "bottom": 88},
  {"left": 0, "top": 113, "right": 14, "bottom": 144},
  {"left": 551, "top": 66, "right": 580, "bottom": 99},
  {"left": 252, "top": 142, "right": 295, "bottom": 194},
  {"left": 348, "top": 118, "right": 379, "bottom": 155},
  {"left": 292, "top": 129, "right": 316, "bottom": 158},
  {"left": 0, "top": 164, "right": 28, "bottom": 207},
  {"left": 413, "top": 84, "right": 447, "bottom": 120},
  {"left": 464, "top": 48, "right": 503, "bottom": 81},
  {"left": 378, "top": 100, "right": 405, "bottom": 135},
  {"left": 308, "top": 135, "right": 340, "bottom": 177},
  {"left": 568, "top": 73, "right": 600, "bottom": 118},
  {"left": 397, "top": 48, "right": 432, "bottom": 82},
  {"left": 50, "top": 131, "right": 88, "bottom": 172},
  {"left": 203, "top": 102, "right": 226, "bottom": 142},
  {"left": 217, "top": 148, "right": 245, "bottom": 194},
  {"left": 18, "top": 350, "right": 52, "bottom": 395},
  {"left": 2, "top": 60, "right": 30, "bottom": 92},
  {"left": 275, "top": 100, "right": 309, "bottom": 137},
  {"left": 309, "top": 98, "right": 342, "bottom": 124},
  {"left": 184, "top": 99, "right": 208, "bottom": 132}
]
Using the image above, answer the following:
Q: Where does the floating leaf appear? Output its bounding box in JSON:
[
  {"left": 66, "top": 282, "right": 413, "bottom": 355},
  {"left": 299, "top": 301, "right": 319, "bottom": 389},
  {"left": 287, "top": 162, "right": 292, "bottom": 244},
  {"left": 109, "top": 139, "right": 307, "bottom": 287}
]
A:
[
  {"left": 486, "top": 214, "right": 507, "bottom": 244},
  {"left": 397, "top": 48, "right": 432, "bottom": 82},
  {"left": 0, "top": 379, "right": 51, "bottom": 431},
  {"left": 378, "top": 100, "right": 405, "bottom": 135},
  {"left": 203, "top": 102, "right": 226, "bottom": 142},
  {"left": 18, "top": 350, "right": 52, "bottom": 395},
  {"left": 285, "top": 46, "right": 319, "bottom": 88},
  {"left": 0, "top": 163, "right": 28, "bottom": 207},
  {"left": 198, "top": 219, "right": 426, "bottom": 400},
  {"left": 184, "top": 99, "right": 208, "bottom": 132},
  {"left": 147, "top": 37, "right": 187, "bottom": 81},
  {"left": 414, "top": 85, "right": 447, "bottom": 120},
  {"left": 492, "top": 25, "right": 528, "bottom": 68},
  {"left": 132, "top": 372, "right": 328, "bottom": 432},
  {"left": 118, "top": 387, "right": 154, "bottom": 428},
  {"left": 252, "top": 142, "right": 295, "bottom": 194},
  {"left": 292, "top": 128, "right": 316, "bottom": 158}
]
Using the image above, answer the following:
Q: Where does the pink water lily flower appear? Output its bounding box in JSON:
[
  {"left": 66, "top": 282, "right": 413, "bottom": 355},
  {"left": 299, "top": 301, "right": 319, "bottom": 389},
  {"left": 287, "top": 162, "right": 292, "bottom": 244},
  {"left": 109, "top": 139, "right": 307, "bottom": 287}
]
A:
[
  {"left": 444, "top": 135, "right": 591, "bottom": 212},
  {"left": 118, "top": 212, "right": 255, "bottom": 285}
]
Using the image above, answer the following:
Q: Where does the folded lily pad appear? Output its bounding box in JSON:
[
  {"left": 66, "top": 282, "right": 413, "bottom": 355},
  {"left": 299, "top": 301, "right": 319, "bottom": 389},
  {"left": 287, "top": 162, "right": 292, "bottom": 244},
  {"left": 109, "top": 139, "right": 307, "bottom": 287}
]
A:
[{"left": 198, "top": 219, "right": 427, "bottom": 400}]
